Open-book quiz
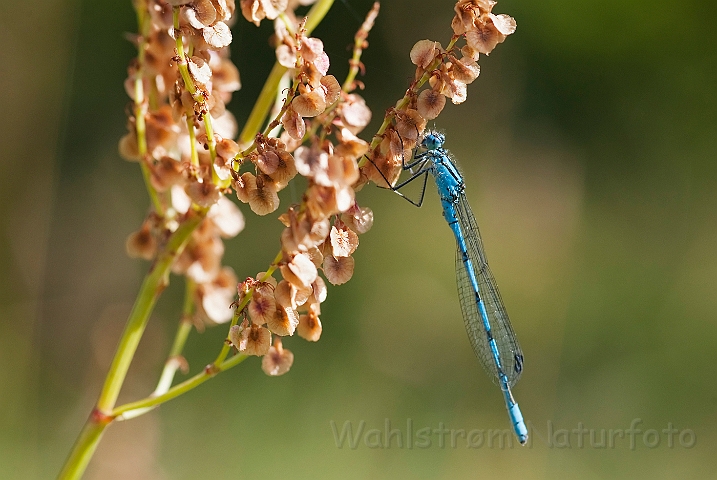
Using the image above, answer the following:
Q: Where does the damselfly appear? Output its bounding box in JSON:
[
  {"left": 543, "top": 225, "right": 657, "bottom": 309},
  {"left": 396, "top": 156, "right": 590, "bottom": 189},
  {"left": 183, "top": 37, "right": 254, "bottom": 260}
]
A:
[{"left": 385, "top": 130, "right": 528, "bottom": 444}]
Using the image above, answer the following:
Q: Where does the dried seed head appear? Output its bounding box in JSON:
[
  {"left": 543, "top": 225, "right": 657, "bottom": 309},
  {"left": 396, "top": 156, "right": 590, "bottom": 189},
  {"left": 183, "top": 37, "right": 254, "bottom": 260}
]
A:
[
  {"left": 445, "top": 77, "right": 467, "bottom": 105},
  {"left": 461, "top": 44, "right": 481, "bottom": 62},
  {"left": 216, "top": 137, "right": 239, "bottom": 161},
  {"left": 339, "top": 94, "right": 372, "bottom": 132},
  {"left": 329, "top": 220, "right": 359, "bottom": 257},
  {"left": 274, "top": 279, "right": 297, "bottom": 309},
  {"left": 300, "top": 37, "right": 325, "bottom": 64},
  {"left": 254, "top": 149, "right": 280, "bottom": 175},
  {"left": 199, "top": 266, "right": 238, "bottom": 324},
  {"left": 282, "top": 252, "right": 318, "bottom": 288},
  {"left": 212, "top": 0, "right": 235, "bottom": 23},
  {"left": 452, "top": 1, "right": 497, "bottom": 34},
  {"left": 207, "top": 109, "right": 238, "bottom": 139},
  {"left": 320, "top": 75, "right": 341, "bottom": 105},
  {"left": 309, "top": 276, "right": 327, "bottom": 304},
  {"left": 465, "top": 14, "right": 515, "bottom": 55},
  {"left": 275, "top": 44, "right": 296, "bottom": 69},
  {"left": 125, "top": 221, "right": 157, "bottom": 260},
  {"left": 150, "top": 156, "right": 185, "bottom": 192},
  {"left": 266, "top": 305, "right": 299, "bottom": 336},
  {"left": 207, "top": 197, "right": 244, "bottom": 238},
  {"left": 281, "top": 106, "right": 306, "bottom": 141},
  {"left": 234, "top": 171, "right": 253, "bottom": 203},
  {"left": 188, "top": 55, "right": 213, "bottom": 85},
  {"left": 261, "top": 337, "right": 294, "bottom": 376},
  {"left": 239, "top": 173, "right": 279, "bottom": 215},
  {"left": 185, "top": 178, "right": 221, "bottom": 207},
  {"left": 410, "top": 39, "right": 442, "bottom": 69},
  {"left": 185, "top": 0, "right": 217, "bottom": 28},
  {"left": 364, "top": 151, "right": 392, "bottom": 188},
  {"left": 416, "top": 88, "right": 446, "bottom": 120},
  {"left": 145, "top": 105, "right": 180, "bottom": 157},
  {"left": 248, "top": 287, "right": 277, "bottom": 325},
  {"left": 326, "top": 154, "right": 360, "bottom": 188},
  {"left": 254, "top": 272, "right": 278, "bottom": 291},
  {"left": 297, "top": 304, "right": 322, "bottom": 342},
  {"left": 211, "top": 58, "right": 241, "bottom": 93},
  {"left": 334, "top": 128, "right": 369, "bottom": 161},
  {"left": 341, "top": 205, "right": 374, "bottom": 235},
  {"left": 396, "top": 108, "right": 427, "bottom": 148},
  {"left": 304, "top": 184, "right": 341, "bottom": 219},
  {"left": 228, "top": 323, "right": 245, "bottom": 350},
  {"left": 306, "top": 245, "right": 324, "bottom": 268},
  {"left": 203, "top": 21, "right": 233, "bottom": 48},
  {"left": 207, "top": 91, "right": 227, "bottom": 119},
  {"left": 181, "top": 234, "right": 225, "bottom": 283},
  {"left": 322, "top": 254, "right": 355, "bottom": 285},
  {"left": 171, "top": 184, "right": 192, "bottom": 214},
  {"left": 240, "top": 0, "right": 288, "bottom": 26},
  {"left": 489, "top": 13, "right": 517, "bottom": 36},
  {"left": 308, "top": 216, "right": 331, "bottom": 243},
  {"left": 364, "top": 137, "right": 403, "bottom": 188},
  {"left": 118, "top": 132, "right": 140, "bottom": 161},
  {"left": 267, "top": 148, "right": 297, "bottom": 189},
  {"left": 229, "top": 323, "right": 272, "bottom": 356},
  {"left": 292, "top": 89, "right": 327, "bottom": 117},
  {"left": 294, "top": 145, "right": 329, "bottom": 181},
  {"left": 449, "top": 55, "right": 480, "bottom": 84}
]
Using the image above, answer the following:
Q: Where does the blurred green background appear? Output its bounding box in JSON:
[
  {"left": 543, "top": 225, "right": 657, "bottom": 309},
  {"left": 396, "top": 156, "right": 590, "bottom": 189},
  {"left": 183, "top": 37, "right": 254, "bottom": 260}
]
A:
[{"left": 1, "top": 0, "right": 716, "bottom": 478}]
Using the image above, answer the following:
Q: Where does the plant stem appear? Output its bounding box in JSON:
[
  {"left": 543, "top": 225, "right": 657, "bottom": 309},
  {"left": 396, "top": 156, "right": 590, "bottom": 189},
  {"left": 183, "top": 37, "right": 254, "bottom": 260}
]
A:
[
  {"left": 133, "top": 4, "right": 163, "bottom": 215},
  {"left": 116, "top": 280, "right": 196, "bottom": 422},
  {"left": 57, "top": 410, "right": 112, "bottom": 480},
  {"left": 113, "top": 249, "right": 282, "bottom": 420},
  {"left": 112, "top": 353, "right": 248, "bottom": 417},
  {"left": 304, "top": 0, "right": 334, "bottom": 34},
  {"left": 58, "top": 210, "right": 205, "bottom": 479},
  {"left": 238, "top": 0, "right": 335, "bottom": 147},
  {"left": 61, "top": 2, "right": 339, "bottom": 477},
  {"left": 239, "top": 63, "right": 288, "bottom": 147},
  {"left": 96, "top": 211, "right": 205, "bottom": 411}
]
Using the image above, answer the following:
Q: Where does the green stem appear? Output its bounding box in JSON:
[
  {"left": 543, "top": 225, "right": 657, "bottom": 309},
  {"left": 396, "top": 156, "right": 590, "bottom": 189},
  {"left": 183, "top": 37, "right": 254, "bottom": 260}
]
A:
[
  {"left": 238, "top": 0, "right": 335, "bottom": 147},
  {"left": 239, "top": 62, "right": 288, "bottom": 147},
  {"left": 169, "top": 278, "right": 196, "bottom": 357},
  {"left": 115, "top": 280, "right": 196, "bottom": 422},
  {"left": 57, "top": 411, "right": 112, "bottom": 480},
  {"left": 112, "top": 353, "right": 248, "bottom": 417},
  {"left": 96, "top": 210, "right": 205, "bottom": 412},
  {"left": 59, "top": 211, "right": 205, "bottom": 478},
  {"left": 133, "top": 6, "right": 163, "bottom": 215},
  {"left": 113, "top": 249, "right": 282, "bottom": 420},
  {"left": 304, "top": 0, "right": 334, "bottom": 35},
  {"left": 173, "top": 8, "right": 201, "bottom": 100},
  {"left": 139, "top": 161, "right": 163, "bottom": 214},
  {"left": 186, "top": 114, "right": 199, "bottom": 167},
  {"left": 202, "top": 112, "right": 220, "bottom": 185}
]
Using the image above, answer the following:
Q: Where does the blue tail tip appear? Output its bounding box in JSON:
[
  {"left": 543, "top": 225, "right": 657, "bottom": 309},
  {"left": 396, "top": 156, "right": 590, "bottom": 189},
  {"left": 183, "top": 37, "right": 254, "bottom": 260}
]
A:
[{"left": 508, "top": 403, "right": 528, "bottom": 445}]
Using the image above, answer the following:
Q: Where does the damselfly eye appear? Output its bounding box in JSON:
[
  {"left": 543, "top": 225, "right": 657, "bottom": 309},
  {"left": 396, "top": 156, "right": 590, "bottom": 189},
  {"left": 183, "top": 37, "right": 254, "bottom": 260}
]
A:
[{"left": 421, "top": 131, "right": 444, "bottom": 150}]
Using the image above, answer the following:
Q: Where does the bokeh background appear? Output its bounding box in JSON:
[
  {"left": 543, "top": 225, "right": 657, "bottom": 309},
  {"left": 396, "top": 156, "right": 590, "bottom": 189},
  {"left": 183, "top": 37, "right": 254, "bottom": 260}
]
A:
[{"left": 2, "top": 0, "right": 716, "bottom": 478}]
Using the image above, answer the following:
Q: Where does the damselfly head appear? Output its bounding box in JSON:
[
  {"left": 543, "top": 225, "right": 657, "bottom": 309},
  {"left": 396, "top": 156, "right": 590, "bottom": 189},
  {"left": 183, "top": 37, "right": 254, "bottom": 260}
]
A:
[{"left": 421, "top": 130, "right": 445, "bottom": 151}]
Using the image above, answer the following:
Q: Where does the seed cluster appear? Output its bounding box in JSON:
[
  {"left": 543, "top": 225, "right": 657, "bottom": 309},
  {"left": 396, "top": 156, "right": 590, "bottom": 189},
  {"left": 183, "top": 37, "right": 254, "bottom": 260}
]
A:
[
  {"left": 362, "top": 0, "right": 516, "bottom": 187},
  {"left": 120, "top": 0, "right": 514, "bottom": 377}
]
